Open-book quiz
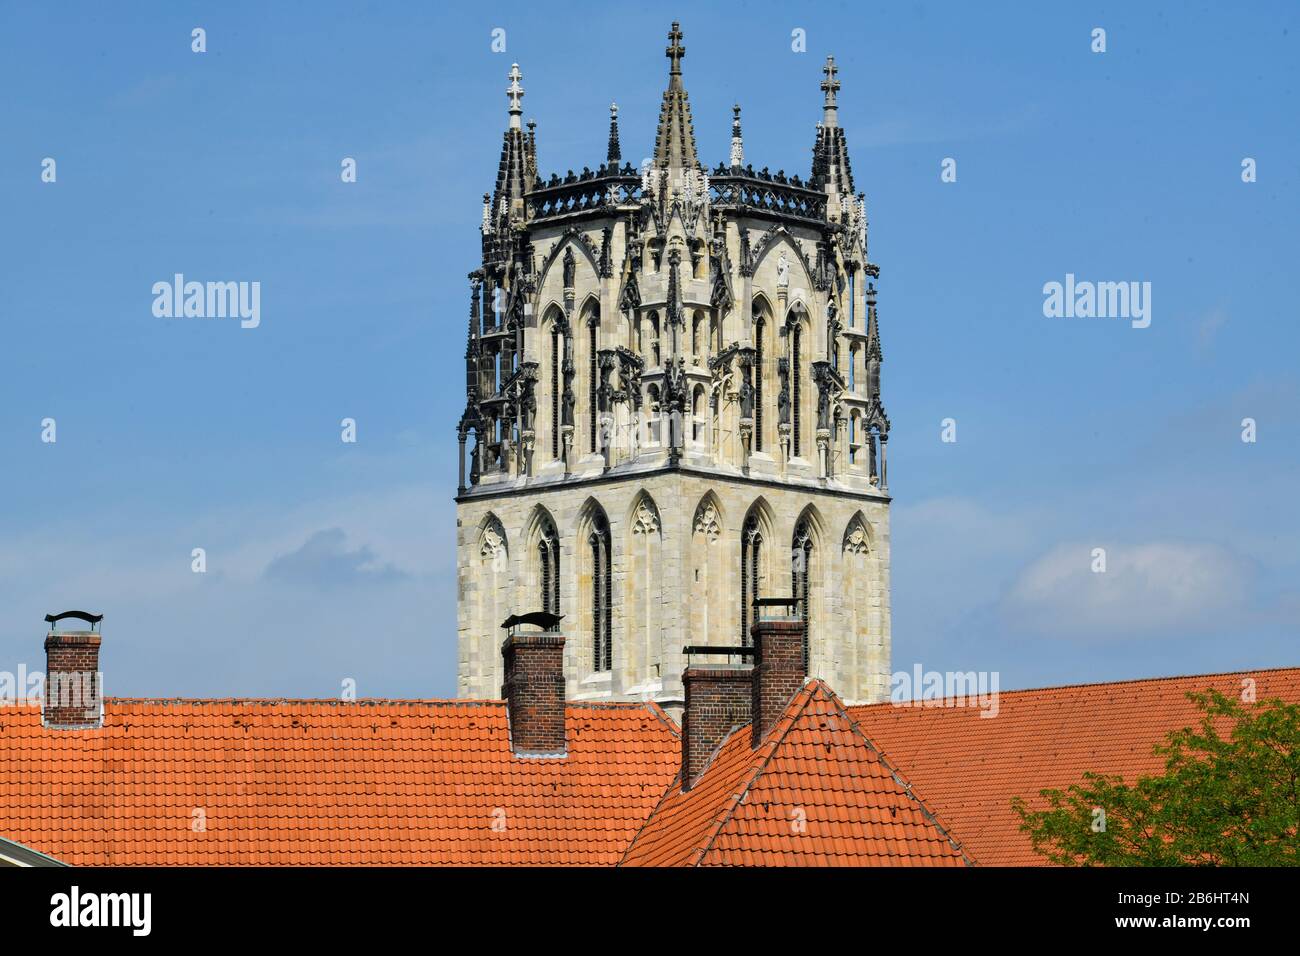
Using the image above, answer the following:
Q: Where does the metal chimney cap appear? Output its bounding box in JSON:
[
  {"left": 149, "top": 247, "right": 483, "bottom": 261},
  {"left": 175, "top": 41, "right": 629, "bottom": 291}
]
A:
[
  {"left": 44, "top": 611, "right": 103, "bottom": 630},
  {"left": 501, "top": 611, "right": 564, "bottom": 634}
]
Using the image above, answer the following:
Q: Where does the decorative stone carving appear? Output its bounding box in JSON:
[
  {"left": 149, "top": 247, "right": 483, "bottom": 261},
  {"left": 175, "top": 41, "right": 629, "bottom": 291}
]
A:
[
  {"left": 693, "top": 502, "right": 721, "bottom": 541},
  {"left": 480, "top": 522, "right": 507, "bottom": 571},
  {"left": 843, "top": 522, "right": 869, "bottom": 555},
  {"left": 633, "top": 499, "right": 660, "bottom": 535}
]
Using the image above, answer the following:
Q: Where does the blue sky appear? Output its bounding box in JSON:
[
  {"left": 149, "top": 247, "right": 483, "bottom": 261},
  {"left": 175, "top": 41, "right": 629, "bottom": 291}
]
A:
[{"left": 1, "top": 2, "right": 1296, "bottom": 699}]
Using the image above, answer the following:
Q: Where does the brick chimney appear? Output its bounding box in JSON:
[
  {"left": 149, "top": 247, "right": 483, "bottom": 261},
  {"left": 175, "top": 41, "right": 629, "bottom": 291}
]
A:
[
  {"left": 681, "top": 654, "right": 752, "bottom": 790},
  {"left": 500, "top": 613, "right": 567, "bottom": 757},
  {"left": 42, "top": 611, "right": 104, "bottom": 730},
  {"left": 750, "top": 598, "right": 806, "bottom": 746}
]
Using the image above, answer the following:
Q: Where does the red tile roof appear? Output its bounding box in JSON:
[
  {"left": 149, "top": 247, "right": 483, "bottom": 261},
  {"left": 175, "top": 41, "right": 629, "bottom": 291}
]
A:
[
  {"left": 849, "top": 667, "right": 1300, "bottom": 866},
  {"left": 7, "top": 667, "right": 1294, "bottom": 867},
  {"left": 620, "top": 680, "right": 971, "bottom": 866},
  {"left": 0, "top": 698, "right": 680, "bottom": 866}
]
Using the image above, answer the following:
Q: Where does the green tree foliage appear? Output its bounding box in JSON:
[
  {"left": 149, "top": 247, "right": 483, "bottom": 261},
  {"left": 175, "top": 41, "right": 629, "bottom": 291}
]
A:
[{"left": 1012, "top": 690, "right": 1299, "bottom": 865}]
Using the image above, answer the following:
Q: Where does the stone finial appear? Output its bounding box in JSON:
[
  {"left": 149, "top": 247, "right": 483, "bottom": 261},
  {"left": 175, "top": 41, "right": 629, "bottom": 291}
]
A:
[
  {"left": 506, "top": 62, "right": 524, "bottom": 129},
  {"left": 821, "top": 56, "right": 840, "bottom": 127},
  {"left": 730, "top": 103, "right": 744, "bottom": 168},
  {"left": 607, "top": 102, "right": 621, "bottom": 166},
  {"left": 666, "top": 21, "right": 685, "bottom": 81}
]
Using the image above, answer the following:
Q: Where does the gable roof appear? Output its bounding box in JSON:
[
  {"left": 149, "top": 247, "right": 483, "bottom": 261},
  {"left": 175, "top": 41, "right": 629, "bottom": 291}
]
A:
[
  {"left": 849, "top": 666, "right": 1300, "bottom": 866},
  {"left": 621, "top": 680, "right": 971, "bottom": 866},
  {"left": 0, "top": 698, "right": 679, "bottom": 866}
]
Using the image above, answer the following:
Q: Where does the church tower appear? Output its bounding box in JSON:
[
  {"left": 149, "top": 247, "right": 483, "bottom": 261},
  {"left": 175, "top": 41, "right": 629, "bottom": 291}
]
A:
[{"left": 456, "top": 25, "right": 892, "bottom": 709}]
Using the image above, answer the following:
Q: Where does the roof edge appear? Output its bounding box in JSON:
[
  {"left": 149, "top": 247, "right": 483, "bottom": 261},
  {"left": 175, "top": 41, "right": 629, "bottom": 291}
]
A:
[{"left": 855, "top": 664, "right": 1300, "bottom": 711}]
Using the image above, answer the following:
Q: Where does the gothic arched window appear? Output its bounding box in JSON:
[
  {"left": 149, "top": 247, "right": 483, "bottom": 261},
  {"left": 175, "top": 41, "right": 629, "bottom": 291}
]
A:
[
  {"left": 537, "top": 517, "right": 560, "bottom": 617},
  {"left": 550, "top": 324, "right": 561, "bottom": 459},
  {"left": 646, "top": 384, "right": 662, "bottom": 446},
  {"left": 843, "top": 516, "right": 871, "bottom": 690},
  {"left": 754, "top": 316, "right": 765, "bottom": 453},
  {"left": 589, "top": 511, "right": 612, "bottom": 672},
  {"left": 691, "top": 384, "right": 706, "bottom": 443},
  {"left": 478, "top": 516, "right": 509, "bottom": 692},
  {"left": 692, "top": 496, "right": 723, "bottom": 643},
  {"left": 791, "top": 322, "right": 803, "bottom": 458},
  {"left": 628, "top": 496, "right": 662, "bottom": 684},
  {"left": 588, "top": 319, "right": 598, "bottom": 454},
  {"left": 792, "top": 518, "right": 814, "bottom": 671},
  {"left": 740, "top": 512, "right": 764, "bottom": 644}
]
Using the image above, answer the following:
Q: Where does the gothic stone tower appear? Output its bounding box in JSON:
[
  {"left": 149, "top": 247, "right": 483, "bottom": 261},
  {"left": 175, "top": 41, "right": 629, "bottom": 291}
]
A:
[{"left": 456, "top": 24, "right": 892, "bottom": 709}]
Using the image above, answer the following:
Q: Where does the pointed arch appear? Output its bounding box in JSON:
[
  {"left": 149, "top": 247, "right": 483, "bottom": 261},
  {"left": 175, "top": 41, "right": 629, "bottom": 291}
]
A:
[
  {"left": 577, "top": 292, "right": 602, "bottom": 323},
  {"left": 841, "top": 510, "right": 877, "bottom": 699},
  {"left": 626, "top": 490, "right": 662, "bottom": 689},
  {"left": 643, "top": 309, "right": 662, "bottom": 367},
  {"left": 576, "top": 295, "right": 602, "bottom": 456},
  {"left": 691, "top": 491, "right": 724, "bottom": 539},
  {"left": 538, "top": 230, "right": 601, "bottom": 292},
  {"left": 792, "top": 502, "right": 827, "bottom": 544},
  {"left": 739, "top": 497, "right": 776, "bottom": 644},
  {"left": 691, "top": 383, "right": 708, "bottom": 445},
  {"left": 784, "top": 297, "right": 810, "bottom": 331},
  {"left": 787, "top": 301, "right": 810, "bottom": 460},
  {"left": 626, "top": 489, "right": 662, "bottom": 534},
  {"left": 690, "top": 491, "right": 726, "bottom": 647},
  {"left": 524, "top": 506, "right": 561, "bottom": 617},
  {"left": 577, "top": 498, "right": 613, "bottom": 675},
  {"left": 790, "top": 504, "right": 826, "bottom": 673},
  {"left": 751, "top": 228, "right": 816, "bottom": 291},
  {"left": 475, "top": 513, "right": 511, "bottom": 694},
  {"left": 690, "top": 307, "right": 708, "bottom": 363},
  {"left": 842, "top": 511, "right": 873, "bottom": 554},
  {"left": 753, "top": 306, "right": 770, "bottom": 454},
  {"left": 542, "top": 304, "right": 566, "bottom": 462}
]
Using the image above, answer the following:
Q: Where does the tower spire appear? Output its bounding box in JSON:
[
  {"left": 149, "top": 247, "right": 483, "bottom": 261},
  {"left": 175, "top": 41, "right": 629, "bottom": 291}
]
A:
[
  {"left": 810, "top": 54, "right": 855, "bottom": 197},
  {"left": 492, "top": 63, "right": 529, "bottom": 222},
  {"left": 729, "top": 103, "right": 744, "bottom": 168},
  {"left": 652, "top": 21, "right": 700, "bottom": 177},
  {"left": 607, "top": 102, "right": 621, "bottom": 168}
]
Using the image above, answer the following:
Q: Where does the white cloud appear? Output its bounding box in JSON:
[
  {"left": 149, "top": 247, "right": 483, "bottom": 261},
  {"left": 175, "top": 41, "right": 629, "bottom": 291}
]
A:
[
  {"left": 0, "top": 479, "right": 455, "bottom": 698},
  {"left": 1001, "top": 540, "right": 1254, "bottom": 639},
  {"left": 1196, "top": 307, "right": 1229, "bottom": 350},
  {"left": 263, "top": 528, "right": 408, "bottom": 589}
]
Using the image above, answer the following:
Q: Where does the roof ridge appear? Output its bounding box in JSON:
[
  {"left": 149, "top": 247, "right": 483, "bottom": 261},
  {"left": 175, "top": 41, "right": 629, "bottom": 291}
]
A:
[
  {"left": 99, "top": 697, "right": 496, "bottom": 705},
  {"left": 825, "top": 680, "right": 977, "bottom": 866},
  {"left": 852, "top": 664, "right": 1300, "bottom": 710},
  {"left": 690, "top": 680, "right": 822, "bottom": 867},
  {"left": 82, "top": 697, "right": 655, "bottom": 710}
]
